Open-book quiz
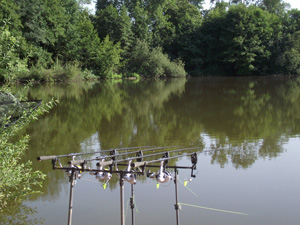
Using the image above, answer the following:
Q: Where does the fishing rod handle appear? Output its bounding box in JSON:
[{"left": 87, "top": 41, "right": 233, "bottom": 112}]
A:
[
  {"left": 37, "top": 155, "right": 57, "bottom": 161},
  {"left": 68, "top": 159, "right": 85, "bottom": 165},
  {"left": 131, "top": 161, "right": 146, "bottom": 168},
  {"left": 96, "top": 160, "right": 113, "bottom": 167}
]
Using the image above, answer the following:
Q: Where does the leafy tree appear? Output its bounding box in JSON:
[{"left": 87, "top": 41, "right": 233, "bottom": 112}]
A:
[
  {"left": 131, "top": 1, "right": 152, "bottom": 43},
  {"left": 118, "top": 5, "right": 134, "bottom": 50},
  {"left": 164, "top": 0, "right": 203, "bottom": 74},
  {"left": 95, "top": 4, "right": 120, "bottom": 41},
  {"left": 0, "top": 24, "right": 28, "bottom": 81},
  {"left": 70, "top": 9, "right": 123, "bottom": 77},
  {"left": 277, "top": 31, "right": 300, "bottom": 74},
  {"left": 257, "top": 0, "right": 289, "bottom": 15},
  {"left": 15, "top": 0, "right": 69, "bottom": 57},
  {"left": 197, "top": 3, "right": 229, "bottom": 75},
  {"left": 188, "top": 0, "right": 205, "bottom": 9},
  {"left": 95, "top": 4, "right": 133, "bottom": 49},
  {"left": 0, "top": 0, "right": 21, "bottom": 34},
  {"left": 199, "top": 4, "right": 280, "bottom": 75},
  {"left": 150, "top": 2, "right": 175, "bottom": 47},
  {"left": 96, "top": 0, "right": 122, "bottom": 11},
  {"left": 282, "top": 9, "right": 300, "bottom": 33},
  {"left": 73, "top": 11, "right": 100, "bottom": 69},
  {"left": 222, "top": 5, "right": 275, "bottom": 75},
  {"left": 210, "top": 0, "right": 246, "bottom": 6},
  {"left": 16, "top": 0, "right": 50, "bottom": 47},
  {"left": 49, "top": 0, "right": 81, "bottom": 61}
]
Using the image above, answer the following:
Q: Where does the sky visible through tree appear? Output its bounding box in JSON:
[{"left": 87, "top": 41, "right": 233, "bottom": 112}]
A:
[
  {"left": 203, "top": 0, "right": 300, "bottom": 9},
  {"left": 85, "top": 0, "right": 300, "bottom": 11}
]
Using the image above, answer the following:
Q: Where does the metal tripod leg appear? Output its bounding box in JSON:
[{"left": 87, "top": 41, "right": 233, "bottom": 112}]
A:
[
  {"left": 120, "top": 175, "right": 125, "bottom": 225},
  {"left": 130, "top": 184, "right": 135, "bottom": 225},
  {"left": 68, "top": 170, "right": 75, "bottom": 225},
  {"left": 174, "top": 169, "right": 180, "bottom": 225}
]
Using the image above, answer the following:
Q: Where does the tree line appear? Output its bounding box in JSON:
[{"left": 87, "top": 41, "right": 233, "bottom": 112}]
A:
[{"left": 1, "top": 0, "right": 300, "bottom": 80}]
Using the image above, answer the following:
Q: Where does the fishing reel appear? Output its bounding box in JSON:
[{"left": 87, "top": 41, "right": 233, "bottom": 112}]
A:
[
  {"left": 65, "top": 156, "right": 83, "bottom": 182},
  {"left": 90, "top": 158, "right": 112, "bottom": 189},
  {"left": 66, "top": 164, "right": 82, "bottom": 182},
  {"left": 148, "top": 161, "right": 173, "bottom": 185},
  {"left": 123, "top": 172, "right": 136, "bottom": 185},
  {"left": 123, "top": 160, "right": 136, "bottom": 185}
]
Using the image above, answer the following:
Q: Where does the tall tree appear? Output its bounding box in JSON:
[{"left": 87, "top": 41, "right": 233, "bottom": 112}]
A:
[
  {"left": 164, "top": 0, "right": 202, "bottom": 73},
  {"left": 131, "top": 1, "right": 152, "bottom": 43},
  {"left": 257, "top": 0, "right": 289, "bottom": 15},
  {"left": 68, "top": 9, "right": 101, "bottom": 68},
  {"left": 95, "top": 3, "right": 133, "bottom": 48},
  {"left": 221, "top": 5, "right": 278, "bottom": 75}
]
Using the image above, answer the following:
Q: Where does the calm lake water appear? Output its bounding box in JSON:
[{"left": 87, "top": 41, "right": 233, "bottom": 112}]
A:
[{"left": 2, "top": 77, "right": 300, "bottom": 225}]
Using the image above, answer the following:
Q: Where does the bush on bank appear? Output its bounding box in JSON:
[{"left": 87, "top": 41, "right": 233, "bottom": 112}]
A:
[{"left": 0, "top": 86, "right": 58, "bottom": 210}]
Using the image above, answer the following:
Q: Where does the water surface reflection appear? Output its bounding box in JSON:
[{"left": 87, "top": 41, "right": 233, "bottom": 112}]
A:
[{"left": 3, "top": 77, "right": 300, "bottom": 225}]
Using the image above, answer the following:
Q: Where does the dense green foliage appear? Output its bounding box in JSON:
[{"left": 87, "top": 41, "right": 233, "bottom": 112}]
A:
[{"left": 1, "top": 0, "right": 300, "bottom": 79}]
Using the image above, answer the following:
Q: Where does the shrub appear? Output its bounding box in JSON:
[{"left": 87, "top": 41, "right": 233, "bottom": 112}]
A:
[
  {"left": 0, "top": 86, "right": 58, "bottom": 210},
  {"left": 92, "top": 36, "right": 123, "bottom": 78},
  {"left": 127, "top": 40, "right": 187, "bottom": 78}
]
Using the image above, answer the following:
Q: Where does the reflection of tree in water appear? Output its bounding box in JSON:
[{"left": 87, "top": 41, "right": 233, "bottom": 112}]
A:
[
  {"left": 24, "top": 79, "right": 189, "bottom": 196},
  {"left": 0, "top": 201, "right": 44, "bottom": 225},
  {"left": 20, "top": 77, "right": 300, "bottom": 195},
  {"left": 206, "top": 136, "right": 287, "bottom": 169},
  {"left": 187, "top": 77, "right": 300, "bottom": 169}
]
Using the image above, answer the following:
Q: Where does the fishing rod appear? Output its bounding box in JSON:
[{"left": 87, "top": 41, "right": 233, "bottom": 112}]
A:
[
  {"left": 131, "top": 146, "right": 235, "bottom": 168},
  {"left": 112, "top": 147, "right": 200, "bottom": 165},
  {"left": 49, "top": 147, "right": 227, "bottom": 175},
  {"left": 115, "top": 146, "right": 234, "bottom": 167},
  {"left": 66, "top": 147, "right": 207, "bottom": 180},
  {"left": 37, "top": 146, "right": 157, "bottom": 161},
  {"left": 65, "top": 146, "right": 197, "bottom": 167},
  {"left": 69, "top": 146, "right": 181, "bottom": 164},
  {"left": 135, "top": 152, "right": 197, "bottom": 166}
]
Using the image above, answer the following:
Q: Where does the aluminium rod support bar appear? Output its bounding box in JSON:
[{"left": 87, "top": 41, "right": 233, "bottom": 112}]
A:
[
  {"left": 52, "top": 166, "right": 144, "bottom": 175},
  {"left": 67, "top": 160, "right": 114, "bottom": 167}
]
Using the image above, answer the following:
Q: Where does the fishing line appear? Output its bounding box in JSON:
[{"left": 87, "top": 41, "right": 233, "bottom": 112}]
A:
[
  {"left": 178, "top": 203, "right": 248, "bottom": 216},
  {"left": 177, "top": 178, "right": 198, "bottom": 197},
  {"left": 125, "top": 198, "right": 130, "bottom": 220},
  {"left": 133, "top": 196, "right": 139, "bottom": 213},
  {"left": 80, "top": 177, "right": 100, "bottom": 185},
  {"left": 124, "top": 194, "right": 139, "bottom": 219}
]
